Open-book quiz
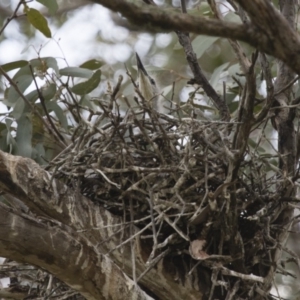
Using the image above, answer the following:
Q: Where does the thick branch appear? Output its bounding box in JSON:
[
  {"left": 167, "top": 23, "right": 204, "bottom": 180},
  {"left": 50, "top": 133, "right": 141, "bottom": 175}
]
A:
[
  {"left": 89, "top": 0, "right": 300, "bottom": 75},
  {"left": 0, "top": 150, "right": 203, "bottom": 300},
  {"left": 0, "top": 204, "right": 152, "bottom": 300}
]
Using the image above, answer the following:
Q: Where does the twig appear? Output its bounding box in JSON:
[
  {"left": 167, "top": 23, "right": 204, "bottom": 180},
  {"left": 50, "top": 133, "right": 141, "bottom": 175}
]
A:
[
  {"left": 137, "top": 248, "right": 170, "bottom": 282},
  {"left": 219, "top": 267, "right": 264, "bottom": 283},
  {"left": 0, "top": 0, "right": 24, "bottom": 36}
]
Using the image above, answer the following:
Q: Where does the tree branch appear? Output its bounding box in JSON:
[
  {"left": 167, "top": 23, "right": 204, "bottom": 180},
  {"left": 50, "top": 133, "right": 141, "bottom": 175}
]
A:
[
  {"left": 89, "top": 0, "right": 300, "bottom": 75},
  {"left": 0, "top": 150, "right": 203, "bottom": 300},
  {"left": 0, "top": 203, "right": 153, "bottom": 300}
]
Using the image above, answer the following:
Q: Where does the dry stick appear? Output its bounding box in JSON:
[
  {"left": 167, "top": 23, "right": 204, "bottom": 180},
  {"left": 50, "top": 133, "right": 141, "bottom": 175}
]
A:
[
  {"left": 219, "top": 266, "right": 264, "bottom": 283},
  {"left": 210, "top": 0, "right": 262, "bottom": 146},
  {"left": 208, "top": 0, "right": 251, "bottom": 137},
  {"left": 225, "top": 280, "right": 240, "bottom": 300},
  {"left": 208, "top": 269, "right": 220, "bottom": 300},
  {"left": 0, "top": 66, "right": 66, "bottom": 149},
  {"left": 156, "top": 207, "right": 189, "bottom": 241},
  {"left": 106, "top": 216, "right": 161, "bottom": 255},
  {"left": 129, "top": 198, "right": 137, "bottom": 286},
  {"left": 137, "top": 248, "right": 170, "bottom": 283},
  {"left": 77, "top": 215, "right": 153, "bottom": 232},
  {"left": 232, "top": 51, "right": 258, "bottom": 152},
  {"left": 177, "top": 0, "right": 230, "bottom": 121},
  {"left": 271, "top": 278, "right": 282, "bottom": 300},
  {"left": 252, "top": 117, "right": 269, "bottom": 155},
  {"left": 144, "top": 0, "right": 231, "bottom": 121},
  {"left": 175, "top": 33, "right": 230, "bottom": 121},
  {"left": 254, "top": 53, "right": 275, "bottom": 124},
  {"left": 111, "top": 74, "right": 123, "bottom": 100},
  {"left": 155, "top": 233, "right": 177, "bottom": 250},
  {"left": 262, "top": 0, "right": 297, "bottom": 291},
  {"left": 188, "top": 147, "right": 209, "bottom": 223},
  {"left": 28, "top": 64, "right": 67, "bottom": 146},
  {"left": 147, "top": 189, "right": 158, "bottom": 262},
  {"left": 274, "top": 75, "right": 300, "bottom": 96},
  {"left": 122, "top": 96, "right": 166, "bottom": 164}
]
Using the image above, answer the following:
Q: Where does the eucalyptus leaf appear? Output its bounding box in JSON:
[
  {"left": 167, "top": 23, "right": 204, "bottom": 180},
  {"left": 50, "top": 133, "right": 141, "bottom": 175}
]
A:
[
  {"left": 71, "top": 69, "right": 101, "bottom": 95},
  {"left": 25, "top": 8, "right": 52, "bottom": 38},
  {"left": 36, "top": 0, "right": 58, "bottom": 14},
  {"left": 5, "top": 75, "right": 33, "bottom": 106},
  {"left": 1, "top": 60, "right": 28, "bottom": 72},
  {"left": 80, "top": 95, "right": 95, "bottom": 110},
  {"left": 12, "top": 98, "right": 25, "bottom": 120},
  {"left": 41, "top": 84, "right": 56, "bottom": 101},
  {"left": 46, "top": 101, "right": 68, "bottom": 130},
  {"left": 60, "top": 67, "right": 93, "bottom": 78},
  {"left": 210, "top": 62, "right": 230, "bottom": 91},
  {"left": 191, "top": 35, "right": 219, "bottom": 58},
  {"left": 30, "top": 57, "right": 59, "bottom": 75},
  {"left": 32, "top": 143, "right": 46, "bottom": 165},
  {"left": 80, "top": 59, "right": 103, "bottom": 70},
  {"left": 16, "top": 114, "right": 33, "bottom": 158}
]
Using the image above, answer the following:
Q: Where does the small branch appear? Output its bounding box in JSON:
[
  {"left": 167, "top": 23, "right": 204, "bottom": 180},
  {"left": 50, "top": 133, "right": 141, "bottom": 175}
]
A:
[
  {"left": 219, "top": 266, "right": 264, "bottom": 283},
  {"left": 0, "top": 0, "right": 24, "bottom": 36},
  {"left": 254, "top": 53, "right": 274, "bottom": 124},
  {"left": 176, "top": 31, "right": 230, "bottom": 121},
  {"left": 90, "top": 0, "right": 300, "bottom": 75}
]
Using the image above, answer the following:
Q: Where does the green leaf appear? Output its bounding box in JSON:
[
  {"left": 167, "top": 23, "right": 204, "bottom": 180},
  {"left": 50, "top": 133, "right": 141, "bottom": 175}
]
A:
[
  {"left": 210, "top": 62, "right": 230, "bottom": 91},
  {"left": 32, "top": 114, "right": 45, "bottom": 144},
  {"left": 224, "top": 11, "right": 242, "bottom": 24},
  {"left": 191, "top": 35, "right": 219, "bottom": 58},
  {"left": 5, "top": 75, "right": 33, "bottom": 106},
  {"left": 16, "top": 114, "right": 33, "bottom": 158},
  {"left": 59, "top": 67, "right": 93, "bottom": 78},
  {"left": 25, "top": 89, "right": 40, "bottom": 103},
  {"left": 1, "top": 60, "right": 28, "bottom": 72},
  {"left": 12, "top": 98, "right": 25, "bottom": 120},
  {"left": 228, "top": 101, "right": 239, "bottom": 113},
  {"left": 41, "top": 83, "right": 56, "bottom": 101},
  {"left": 32, "top": 143, "right": 46, "bottom": 165},
  {"left": 225, "top": 93, "right": 238, "bottom": 105},
  {"left": 36, "top": 0, "right": 58, "bottom": 14},
  {"left": 71, "top": 70, "right": 101, "bottom": 95},
  {"left": 30, "top": 57, "right": 59, "bottom": 75},
  {"left": 46, "top": 101, "right": 68, "bottom": 130},
  {"left": 80, "top": 59, "right": 103, "bottom": 70},
  {"left": 80, "top": 95, "right": 95, "bottom": 110},
  {"left": 25, "top": 7, "right": 52, "bottom": 38},
  {"left": 5, "top": 118, "right": 13, "bottom": 130},
  {"left": 11, "top": 89, "right": 40, "bottom": 119},
  {"left": 188, "top": 2, "right": 211, "bottom": 17}
]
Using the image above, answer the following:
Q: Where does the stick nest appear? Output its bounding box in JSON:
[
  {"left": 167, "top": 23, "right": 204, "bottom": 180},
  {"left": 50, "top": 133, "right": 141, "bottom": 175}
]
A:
[{"left": 49, "top": 86, "right": 287, "bottom": 290}]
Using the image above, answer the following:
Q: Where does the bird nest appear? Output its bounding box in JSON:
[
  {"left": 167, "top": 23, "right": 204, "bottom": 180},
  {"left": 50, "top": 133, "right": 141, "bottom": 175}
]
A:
[{"left": 48, "top": 89, "right": 287, "bottom": 290}]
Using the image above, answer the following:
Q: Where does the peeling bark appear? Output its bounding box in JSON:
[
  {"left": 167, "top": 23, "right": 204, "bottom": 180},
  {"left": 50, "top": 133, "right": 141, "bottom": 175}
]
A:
[
  {"left": 0, "top": 150, "right": 205, "bottom": 300},
  {"left": 0, "top": 203, "right": 153, "bottom": 300}
]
